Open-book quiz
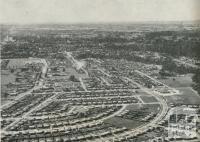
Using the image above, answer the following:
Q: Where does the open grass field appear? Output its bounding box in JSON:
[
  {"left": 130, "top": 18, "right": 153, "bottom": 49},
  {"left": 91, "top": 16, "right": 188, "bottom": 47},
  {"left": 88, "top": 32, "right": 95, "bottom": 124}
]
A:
[
  {"left": 134, "top": 89, "right": 149, "bottom": 96},
  {"left": 7, "top": 58, "right": 44, "bottom": 68},
  {"left": 159, "top": 74, "right": 193, "bottom": 88},
  {"left": 165, "top": 87, "right": 200, "bottom": 105},
  {"left": 126, "top": 104, "right": 161, "bottom": 112},
  {"left": 104, "top": 116, "right": 142, "bottom": 129},
  {"left": 140, "top": 95, "right": 158, "bottom": 103},
  {"left": 1, "top": 70, "right": 17, "bottom": 105},
  {"left": 1, "top": 70, "right": 16, "bottom": 85},
  {"left": 104, "top": 104, "right": 161, "bottom": 129},
  {"left": 1, "top": 70, "right": 16, "bottom": 94}
]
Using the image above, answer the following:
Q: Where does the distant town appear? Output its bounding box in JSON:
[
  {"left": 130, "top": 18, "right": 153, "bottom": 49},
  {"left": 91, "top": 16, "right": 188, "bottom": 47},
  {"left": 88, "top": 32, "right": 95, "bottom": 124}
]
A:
[{"left": 1, "top": 23, "right": 200, "bottom": 142}]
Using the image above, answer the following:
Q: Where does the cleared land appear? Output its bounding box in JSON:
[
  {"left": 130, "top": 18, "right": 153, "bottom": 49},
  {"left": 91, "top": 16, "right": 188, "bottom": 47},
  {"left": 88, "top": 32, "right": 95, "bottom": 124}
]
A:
[
  {"left": 1, "top": 70, "right": 17, "bottom": 105},
  {"left": 165, "top": 87, "right": 200, "bottom": 105},
  {"left": 159, "top": 74, "right": 193, "bottom": 88},
  {"left": 1, "top": 58, "right": 45, "bottom": 105},
  {"left": 7, "top": 58, "right": 44, "bottom": 68}
]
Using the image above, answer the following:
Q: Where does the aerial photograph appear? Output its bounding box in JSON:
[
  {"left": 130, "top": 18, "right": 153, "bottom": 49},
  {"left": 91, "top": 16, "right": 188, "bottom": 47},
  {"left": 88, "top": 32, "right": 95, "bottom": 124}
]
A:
[{"left": 1, "top": 0, "right": 200, "bottom": 142}]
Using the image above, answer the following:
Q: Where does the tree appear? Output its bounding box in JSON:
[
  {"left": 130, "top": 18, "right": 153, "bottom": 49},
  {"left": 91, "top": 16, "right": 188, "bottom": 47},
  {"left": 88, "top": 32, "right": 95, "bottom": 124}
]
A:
[
  {"left": 162, "top": 57, "right": 177, "bottom": 72},
  {"left": 192, "top": 43, "right": 200, "bottom": 95},
  {"left": 69, "top": 75, "right": 79, "bottom": 82}
]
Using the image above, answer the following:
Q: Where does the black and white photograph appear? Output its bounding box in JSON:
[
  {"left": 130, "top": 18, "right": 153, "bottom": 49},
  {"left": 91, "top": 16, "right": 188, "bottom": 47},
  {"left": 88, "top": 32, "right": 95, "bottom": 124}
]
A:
[{"left": 1, "top": 0, "right": 200, "bottom": 142}]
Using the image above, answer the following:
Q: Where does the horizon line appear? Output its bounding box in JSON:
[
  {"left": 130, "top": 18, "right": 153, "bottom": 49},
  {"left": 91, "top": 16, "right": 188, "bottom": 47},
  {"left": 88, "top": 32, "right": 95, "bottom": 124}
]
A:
[{"left": 1, "top": 19, "right": 200, "bottom": 26}]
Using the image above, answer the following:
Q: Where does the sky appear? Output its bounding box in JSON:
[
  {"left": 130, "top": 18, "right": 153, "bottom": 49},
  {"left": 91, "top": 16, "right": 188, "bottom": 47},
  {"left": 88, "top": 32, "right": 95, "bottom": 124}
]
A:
[{"left": 0, "top": 0, "right": 200, "bottom": 24}]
